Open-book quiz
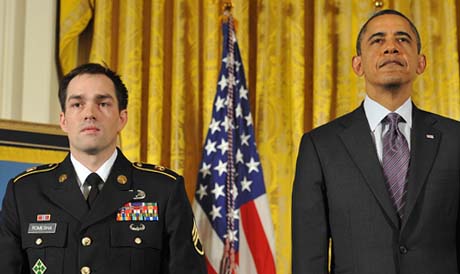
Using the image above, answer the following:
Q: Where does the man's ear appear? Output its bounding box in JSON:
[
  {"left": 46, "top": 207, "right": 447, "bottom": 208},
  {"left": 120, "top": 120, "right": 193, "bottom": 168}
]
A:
[
  {"left": 59, "top": 112, "right": 68, "bottom": 133},
  {"left": 352, "top": 55, "right": 364, "bottom": 76},
  {"left": 416, "top": 54, "right": 426, "bottom": 74},
  {"left": 118, "top": 109, "right": 128, "bottom": 132}
]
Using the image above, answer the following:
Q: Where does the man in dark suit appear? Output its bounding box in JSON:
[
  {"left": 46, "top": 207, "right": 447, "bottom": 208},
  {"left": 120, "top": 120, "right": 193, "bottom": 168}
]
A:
[
  {"left": 292, "top": 9, "right": 460, "bottom": 274},
  {"left": 0, "top": 63, "right": 207, "bottom": 274}
]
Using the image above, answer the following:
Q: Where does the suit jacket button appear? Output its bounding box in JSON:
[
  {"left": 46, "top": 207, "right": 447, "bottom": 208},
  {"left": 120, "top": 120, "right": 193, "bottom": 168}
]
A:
[
  {"left": 81, "top": 266, "right": 91, "bottom": 274},
  {"left": 81, "top": 237, "right": 92, "bottom": 246},
  {"left": 399, "top": 245, "right": 408, "bottom": 254}
]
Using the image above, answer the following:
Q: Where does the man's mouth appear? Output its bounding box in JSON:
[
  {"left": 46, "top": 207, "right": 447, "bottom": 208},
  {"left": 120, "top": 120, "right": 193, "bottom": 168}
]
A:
[
  {"left": 379, "top": 59, "right": 404, "bottom": 68},
  {"left": 81, "top": 126, "right": 100, "bottom": 133}
]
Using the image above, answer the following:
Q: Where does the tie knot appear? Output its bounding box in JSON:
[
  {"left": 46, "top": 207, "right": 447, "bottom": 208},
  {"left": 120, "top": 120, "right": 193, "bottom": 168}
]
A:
[
  {"left": 384, "top": 113, "right": 404, "bottom": 127},
  {"left": 85, "top": 173, "right": 102, "bottom": 188}
]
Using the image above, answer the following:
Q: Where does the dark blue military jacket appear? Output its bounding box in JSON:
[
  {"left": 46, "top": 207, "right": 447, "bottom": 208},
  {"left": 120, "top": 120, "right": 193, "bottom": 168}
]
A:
[{"left": 0, "top": 150, "right": 207, "bottom": 274}]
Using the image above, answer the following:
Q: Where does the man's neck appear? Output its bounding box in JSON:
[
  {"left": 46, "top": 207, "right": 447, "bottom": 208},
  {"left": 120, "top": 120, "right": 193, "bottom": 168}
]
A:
[
  {"left": 70, "top": 147, "right": 116, "bottom": 172},
  {"left": 366, "top": 85, "right": 412, "bottom": 111}
]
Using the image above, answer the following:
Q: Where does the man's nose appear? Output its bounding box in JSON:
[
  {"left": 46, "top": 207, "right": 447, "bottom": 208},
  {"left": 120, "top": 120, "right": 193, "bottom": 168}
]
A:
[
  {"left": 84, "top": 104, "right": 97, "bottom": 120},
  {"left": 383, "top": 41, "right": 399, "bottom": 54}
]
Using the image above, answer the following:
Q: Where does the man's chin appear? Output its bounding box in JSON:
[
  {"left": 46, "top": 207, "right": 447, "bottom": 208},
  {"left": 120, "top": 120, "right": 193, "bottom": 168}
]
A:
[
  {"left": 82, "top": 147, "right": 101, "bottom": 155},
  {"left": 382, "top": 82, "right": 402, "bottom": 91}
]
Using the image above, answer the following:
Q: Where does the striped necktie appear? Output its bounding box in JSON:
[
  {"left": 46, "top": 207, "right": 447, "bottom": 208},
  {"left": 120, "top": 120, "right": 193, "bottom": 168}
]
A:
[{"left": 382, "top": 113, "right": 410, "bottom": 218}]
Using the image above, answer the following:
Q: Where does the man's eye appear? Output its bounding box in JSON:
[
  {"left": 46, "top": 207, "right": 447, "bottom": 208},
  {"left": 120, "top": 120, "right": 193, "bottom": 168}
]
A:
[
  {"left": 371, "top": 38, "right": 383, "bottom": 44},
  {"left": 397, "top": 37, "right": 409, "bottom": 43},
  {"left": 71, "top": 103, "right": 81, "bottom": 108},
  {"left": 100, "top": 102, "right": 109, "bottom": 107}
]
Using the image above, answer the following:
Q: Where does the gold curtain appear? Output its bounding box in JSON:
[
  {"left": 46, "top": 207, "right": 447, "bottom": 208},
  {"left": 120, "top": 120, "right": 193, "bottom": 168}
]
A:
[{"left": 59, "top": 1, "right": 460, "bottom": 273}]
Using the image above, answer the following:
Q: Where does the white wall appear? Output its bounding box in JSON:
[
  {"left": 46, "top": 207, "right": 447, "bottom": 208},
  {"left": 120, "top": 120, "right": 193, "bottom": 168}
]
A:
[{"left": 0, "top": 0, "right": 59, "bottom": 124}]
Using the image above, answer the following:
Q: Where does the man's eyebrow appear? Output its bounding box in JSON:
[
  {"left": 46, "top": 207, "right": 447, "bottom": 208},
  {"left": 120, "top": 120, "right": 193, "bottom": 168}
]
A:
[
  {"left": 367, "top": 32, "right": 385, "bottom": 42},
  {"left": 394, "top": 31, "right": 413, "bottom": 40},
  {"left": 95, "top": 94, "right": 114, "bottom": 100},
  {"left": 67, "top": 94, "right": 83, "bottom": 101}
]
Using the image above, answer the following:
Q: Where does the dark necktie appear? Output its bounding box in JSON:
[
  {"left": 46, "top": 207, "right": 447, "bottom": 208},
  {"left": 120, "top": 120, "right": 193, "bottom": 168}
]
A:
[
  {"left": 86, "top": 173, "right": 102, "bottom": 209},
  {"left": 382, "top": 113, "right": 410, "bottom": 218}
]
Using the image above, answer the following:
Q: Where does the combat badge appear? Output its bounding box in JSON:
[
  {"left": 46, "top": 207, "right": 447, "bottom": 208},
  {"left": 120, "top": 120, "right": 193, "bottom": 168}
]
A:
[
  {"left": 129, "top": 223, "right": 146, "bottom": 231},
  {"left": 32, "top": 258, "right": 47, "bottom": 274},
  {"left": 133, "top": 189, "right": 146, "bottom": 200}
]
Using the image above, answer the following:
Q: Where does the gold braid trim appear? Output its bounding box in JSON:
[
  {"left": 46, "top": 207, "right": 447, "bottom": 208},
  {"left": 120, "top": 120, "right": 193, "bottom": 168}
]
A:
[{"left": 13, "top": 163, "right": 59, "bottom": 183}]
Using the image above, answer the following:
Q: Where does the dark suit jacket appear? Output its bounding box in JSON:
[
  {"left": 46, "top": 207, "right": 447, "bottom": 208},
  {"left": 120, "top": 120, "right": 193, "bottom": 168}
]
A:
[
  {"left": 0, "top": 149, "right": 207, "bottom": 274},
  {"left": 292, "top": 105, "right": 460, "bottom": 274}
]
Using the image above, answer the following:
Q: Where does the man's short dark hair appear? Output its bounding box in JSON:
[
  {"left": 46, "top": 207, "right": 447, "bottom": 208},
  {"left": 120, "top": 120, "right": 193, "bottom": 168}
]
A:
[
  {"left": 356, "top": 9, "right": 422, "bottom": 56},
  {"left": 58, "top": 63, "right": 128, "bottom": 111}
]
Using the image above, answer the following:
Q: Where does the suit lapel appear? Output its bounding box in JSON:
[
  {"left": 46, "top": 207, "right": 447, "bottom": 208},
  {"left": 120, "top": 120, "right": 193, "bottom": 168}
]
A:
[
  {"left": 401, "top": 107, "right": 440, "bottom": 230},
  {"left": 80, "top": 151, "right": 136, "bottom": 231},
  {"left": 42, "top": 155, "right": 89, "bottom": 221},
  {"left": 339, "top": 106, "right": 399, "bottom": 228}
]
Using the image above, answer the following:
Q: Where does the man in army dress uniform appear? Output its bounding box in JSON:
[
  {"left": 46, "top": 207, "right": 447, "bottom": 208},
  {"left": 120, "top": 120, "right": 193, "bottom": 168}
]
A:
[{"left": 0, "top": 63, "right": 207, "bottom": 274}]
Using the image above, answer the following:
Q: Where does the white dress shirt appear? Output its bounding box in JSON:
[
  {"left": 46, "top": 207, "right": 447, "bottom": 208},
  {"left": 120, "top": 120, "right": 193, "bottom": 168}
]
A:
[
  {"left": 363, "top": 95, "right": 412, "bottom": 163},
  {"left": 70, "top": 149, "right": 118, "bottom": 199}
]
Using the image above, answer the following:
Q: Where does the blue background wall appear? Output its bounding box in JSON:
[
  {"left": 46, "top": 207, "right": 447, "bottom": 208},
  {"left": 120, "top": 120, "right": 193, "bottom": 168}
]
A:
[{"left": 0, "top": 161, "right": 38, "bottom": 206}]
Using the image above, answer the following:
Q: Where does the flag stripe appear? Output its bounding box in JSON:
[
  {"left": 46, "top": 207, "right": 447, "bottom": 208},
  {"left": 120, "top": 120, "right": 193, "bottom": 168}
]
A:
[
  {"left": 254, "top": 195, "right": 276, "bottom": 255},
  {"left": 241, "top": 200, "right": 277, "bottom": 274},
  {"left": 239, "top": 218, "right": 258, "bottom": 274},
  {"left": 206, "top": 257, "right": 218, "bottom": 274}
]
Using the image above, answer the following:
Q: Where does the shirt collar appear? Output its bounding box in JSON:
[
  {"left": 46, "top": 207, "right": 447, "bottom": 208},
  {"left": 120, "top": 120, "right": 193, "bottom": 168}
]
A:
[
  {"left": 70, "top": 149, "right": 118, "bottom": 187},
  {"left": 364, "top": 95, "right": 412, "bottom": 131}
]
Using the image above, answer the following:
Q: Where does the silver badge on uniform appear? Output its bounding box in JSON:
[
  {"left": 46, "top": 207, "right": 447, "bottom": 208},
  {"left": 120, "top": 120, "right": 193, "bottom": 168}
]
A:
[{"left": 133, "top": 189, "right": 146, "bottom": 200}]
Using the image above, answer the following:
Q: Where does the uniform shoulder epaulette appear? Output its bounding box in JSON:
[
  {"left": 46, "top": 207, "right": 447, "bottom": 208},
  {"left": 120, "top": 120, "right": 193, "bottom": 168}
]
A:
[
  {"left": 132, "top": 162, "right": 179, "bottom": 181},
  {"left": 13, "top": 163, "right": 59, "bottom": 183}
]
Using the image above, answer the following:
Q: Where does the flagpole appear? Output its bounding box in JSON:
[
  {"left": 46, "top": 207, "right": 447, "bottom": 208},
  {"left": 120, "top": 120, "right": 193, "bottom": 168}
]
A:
[{"left": 219, "top": 4, "right": 237, "bottom": 274}]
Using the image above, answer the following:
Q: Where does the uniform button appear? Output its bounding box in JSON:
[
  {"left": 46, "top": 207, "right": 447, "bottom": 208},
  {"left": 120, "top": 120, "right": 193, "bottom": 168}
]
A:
[
  {"left": 399, "top": 245, "right": 408, "bottom": 254},
  {"left": 134, "top": 237, "right": 142, "bottom": 245},
  {"left": 35, "top": 238, "right": 43, "bottom": 246},
  {"left": 80, "top": 266, "right": 91, "bottom": 274},
  {"left": 81, "top": 237, "right": 92, "bottom": 246}
]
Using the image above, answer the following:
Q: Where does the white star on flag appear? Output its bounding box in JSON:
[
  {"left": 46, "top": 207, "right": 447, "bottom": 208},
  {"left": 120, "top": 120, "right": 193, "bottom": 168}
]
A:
[
  {"left": 235, "top": 103, "right": 243, "bottom": 118},
  {"left": 211, "top": 183, "right": 225, "bottom": 200},
  {"left": 199, "top": 162, "right": 211, "bottom": 178},
  {"left": 218, "top": 75, "right": 227, "bottom": 91},
  {"left": 222, "top": 116, "right": 233, "bottom": 131},
  {"left": 224, "top": 229, "right": 238, "bottom": 242},
  {"left": 240, "top": 133, "right": 250, "bottom": 146},
  {"left": 204, "top": 140, "right": 217, "bottom": 155},
  {"left": 235, "top": 149, "right": 244, "bottom": 164},
  {"left": 217, "top": 139, "right": 229, "bottom": 155},
  {"left": 241, "top": 176, "right": 253, "bottom": 192},
  {"left": 239, "top": 86, "right": 248, "bottom": 100},
  {"left": 246, "top": 157, "right": 260, "bottom": 173},
  {"left": 214, "top": 160, "right": 228, "bottom": 176},
  {"left": 210, "top": 204, "right": 222, "bottom": 221},
  {"left": 245, "top": 113, "right": 253, "bottom": 126},
  {"left": 215, "top": 96, "right": 226, "bottom": 112},
  {"left": 196, "top": 184, "right": 208, "bottom": 200},
  {"left": 209, "top": 118, "right": 221, "bottom": 134}
]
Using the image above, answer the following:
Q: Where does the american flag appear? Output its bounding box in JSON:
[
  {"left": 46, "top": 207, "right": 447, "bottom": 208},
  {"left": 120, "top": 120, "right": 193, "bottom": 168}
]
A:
[{"left": 193, "top": 12, "right": 276, "bottom": 274}]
